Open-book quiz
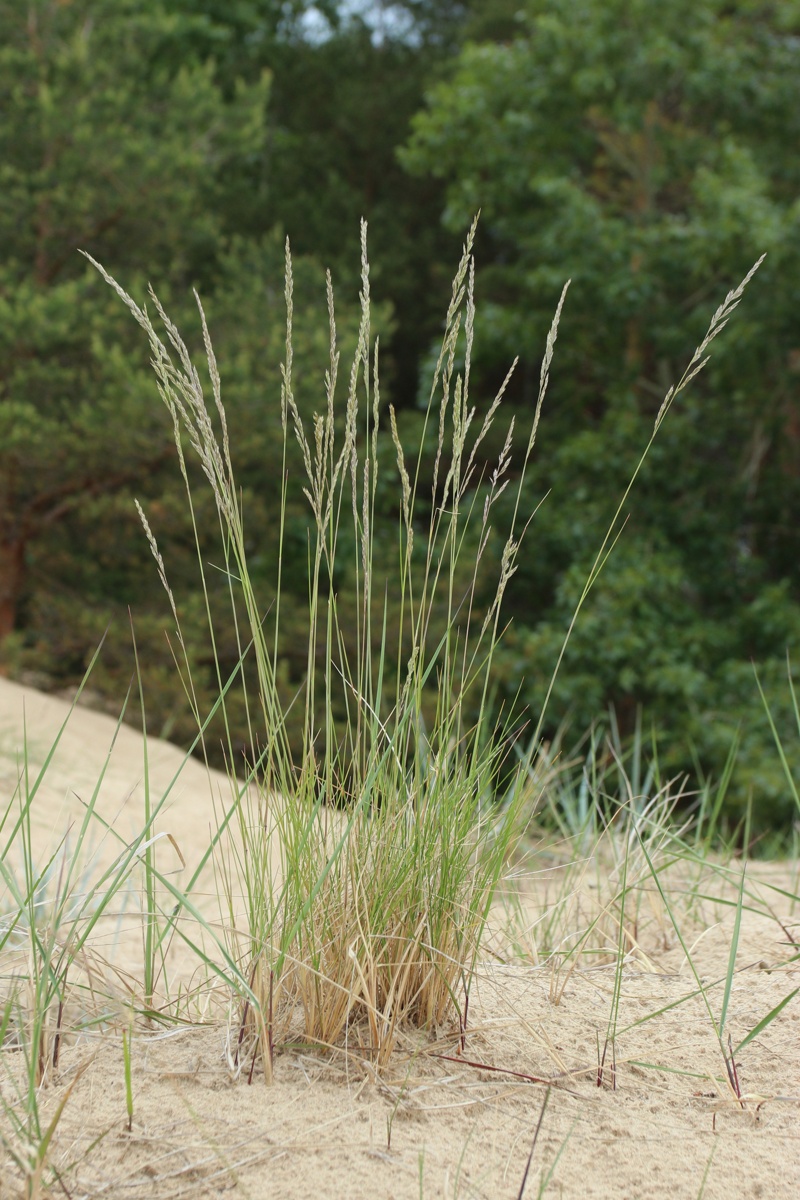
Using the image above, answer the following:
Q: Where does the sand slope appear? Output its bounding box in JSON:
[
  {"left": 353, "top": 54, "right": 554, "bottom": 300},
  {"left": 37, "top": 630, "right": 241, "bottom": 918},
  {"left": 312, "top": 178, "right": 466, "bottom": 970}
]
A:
[
  {"left": 0, "top": 675, "right": 232, "bottom": 872},
  {"left": 1, "top": 679, "right": 799, "bottom": 1199}
]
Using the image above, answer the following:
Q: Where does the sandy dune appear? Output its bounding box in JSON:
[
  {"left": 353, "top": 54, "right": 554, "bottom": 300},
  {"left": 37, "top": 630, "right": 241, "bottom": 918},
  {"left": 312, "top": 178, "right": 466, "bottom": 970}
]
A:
[
  {"left": 1, "top": 678, "right": 799, "bottom": 1199},
  {"left": 0, "top": 675, "right": 232, "bottom": 873}
]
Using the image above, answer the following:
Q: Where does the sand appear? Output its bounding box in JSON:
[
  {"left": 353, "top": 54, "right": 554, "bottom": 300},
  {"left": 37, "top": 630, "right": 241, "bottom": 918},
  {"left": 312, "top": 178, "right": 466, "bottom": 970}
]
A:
[{"left": 1, "top": 677, "right": 799, "bottom": 1199}]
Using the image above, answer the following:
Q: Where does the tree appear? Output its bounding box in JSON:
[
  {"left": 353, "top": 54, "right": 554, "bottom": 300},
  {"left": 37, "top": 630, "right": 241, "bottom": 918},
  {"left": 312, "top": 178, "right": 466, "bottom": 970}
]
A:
[
  {"left": 0, "top": 0, "right": 400, "bottom": 769},
  {"left": 402, "top": 0, "right": 800, "bottom": 820},
  {"left": 0, "top": 0, "right": 267, "bottom": 639}
]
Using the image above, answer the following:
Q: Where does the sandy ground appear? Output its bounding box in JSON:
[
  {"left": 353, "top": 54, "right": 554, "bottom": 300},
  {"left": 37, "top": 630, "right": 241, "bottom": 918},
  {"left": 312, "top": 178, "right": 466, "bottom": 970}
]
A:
[
  {"left": 0, "top": 675, "right": 236, "bottom": 876},
  {"left": 1, "top": 677, "right": 799, "bottom": 1199}
]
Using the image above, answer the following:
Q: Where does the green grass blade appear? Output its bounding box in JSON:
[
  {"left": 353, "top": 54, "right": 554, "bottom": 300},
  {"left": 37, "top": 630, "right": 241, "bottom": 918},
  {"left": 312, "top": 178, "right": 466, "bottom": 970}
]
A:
[
  {"left": 635, "top": 829, "right": 720, "bottom": 1037},
  {"left": 696, "top": 1142, "right": 717, "bottom": 1200},
  {"left": 754, "top": 662, "right": 800, "bottom": 817},
  {"left": 719, "top": 865, "right": 746, "bottom": 1038},
  {"left": 733, "top": 986, "right": 799, "bottom": 1055}
]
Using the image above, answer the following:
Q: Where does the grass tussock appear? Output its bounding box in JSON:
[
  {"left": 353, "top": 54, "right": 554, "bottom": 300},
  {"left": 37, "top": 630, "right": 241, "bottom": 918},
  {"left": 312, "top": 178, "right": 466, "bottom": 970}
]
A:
[{"left": 82, "top": 218, "right": 567, "bottom": 1079}]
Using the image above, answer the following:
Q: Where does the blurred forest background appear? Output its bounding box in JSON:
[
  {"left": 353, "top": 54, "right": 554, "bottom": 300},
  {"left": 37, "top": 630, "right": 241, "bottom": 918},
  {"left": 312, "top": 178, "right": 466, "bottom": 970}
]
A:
[{"left": 2, "top": 0, "right": 800, "bottom": 831}]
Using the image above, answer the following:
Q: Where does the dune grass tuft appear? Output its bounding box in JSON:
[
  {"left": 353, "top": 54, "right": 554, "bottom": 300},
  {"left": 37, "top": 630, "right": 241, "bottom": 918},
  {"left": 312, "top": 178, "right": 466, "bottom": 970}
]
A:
[{"left": 82, "top": 219, "right": 568, "bottom": 1080}]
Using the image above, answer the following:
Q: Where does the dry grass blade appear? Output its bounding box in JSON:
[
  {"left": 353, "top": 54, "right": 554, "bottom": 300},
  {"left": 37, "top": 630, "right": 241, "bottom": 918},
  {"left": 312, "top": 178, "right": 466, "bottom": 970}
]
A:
[{"left": 516, "top": 1086, "right": 551, "bottom": 1200}]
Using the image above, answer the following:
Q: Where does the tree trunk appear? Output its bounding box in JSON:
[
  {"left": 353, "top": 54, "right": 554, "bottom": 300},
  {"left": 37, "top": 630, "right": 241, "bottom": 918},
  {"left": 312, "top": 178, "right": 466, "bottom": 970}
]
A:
[{"left": 0, "top": 538, "right": 25, "bottom": 643}]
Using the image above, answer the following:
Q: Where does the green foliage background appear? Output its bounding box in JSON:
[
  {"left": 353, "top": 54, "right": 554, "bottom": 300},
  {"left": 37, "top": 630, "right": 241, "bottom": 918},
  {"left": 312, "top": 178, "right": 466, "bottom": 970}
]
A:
[{"left": 2, "top": 0, "right": 800, "bottom": 831}]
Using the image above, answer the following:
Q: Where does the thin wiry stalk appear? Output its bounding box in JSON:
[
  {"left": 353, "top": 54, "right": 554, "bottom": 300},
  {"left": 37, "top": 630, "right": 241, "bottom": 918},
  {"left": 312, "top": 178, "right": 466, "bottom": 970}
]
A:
[{"left": 530, "top": 258, "right": 764, "bottom": 754}]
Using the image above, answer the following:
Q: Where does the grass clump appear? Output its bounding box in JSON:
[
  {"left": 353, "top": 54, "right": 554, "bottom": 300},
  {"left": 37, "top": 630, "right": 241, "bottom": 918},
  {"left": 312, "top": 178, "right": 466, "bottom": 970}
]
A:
[
  {"left": 84, "top": 218, "right": 565, "bottom": 1080},
  {"left": 80, "top": 223, "right": 769, "bottom": 1084}
]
